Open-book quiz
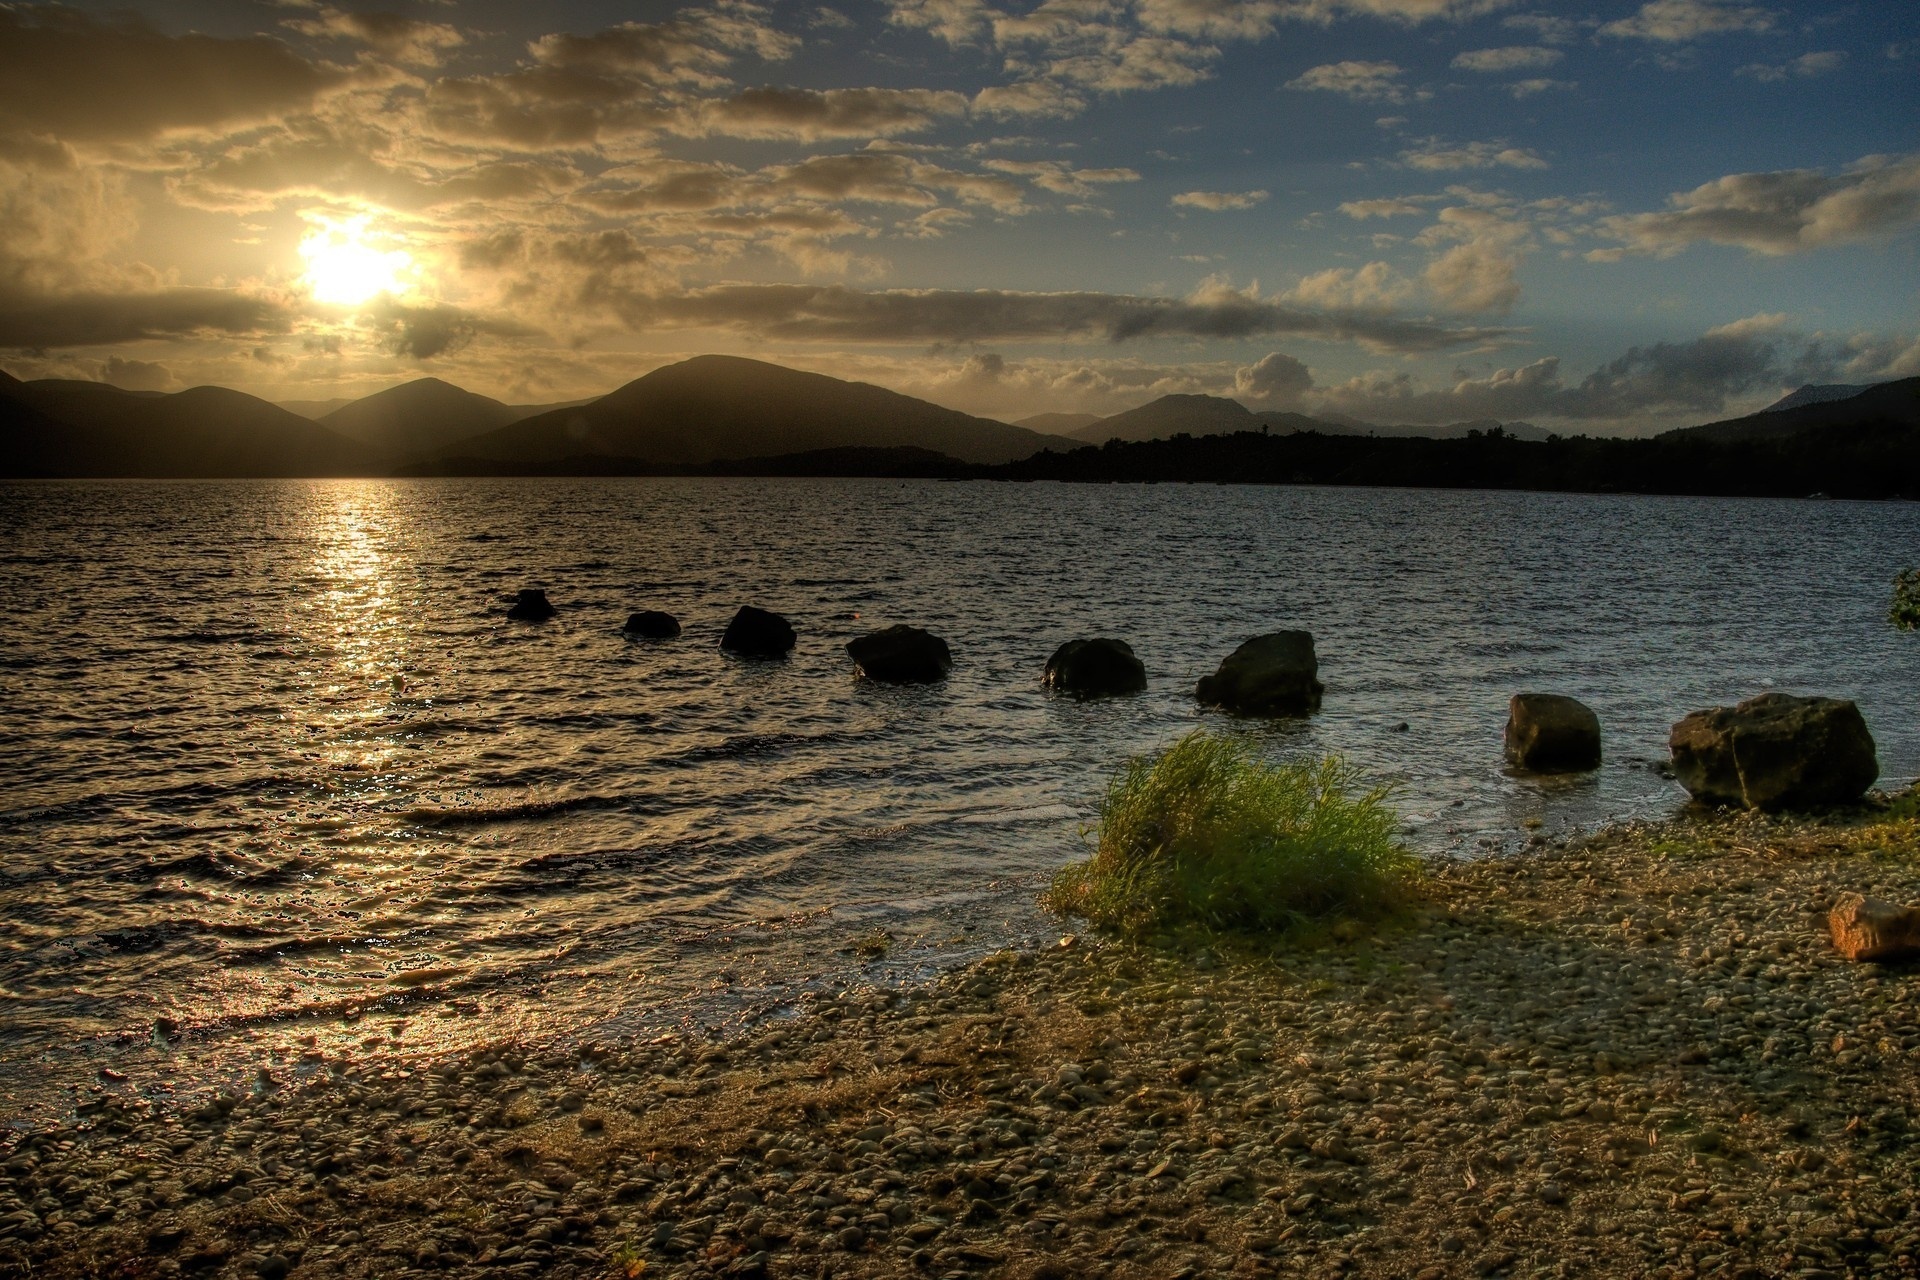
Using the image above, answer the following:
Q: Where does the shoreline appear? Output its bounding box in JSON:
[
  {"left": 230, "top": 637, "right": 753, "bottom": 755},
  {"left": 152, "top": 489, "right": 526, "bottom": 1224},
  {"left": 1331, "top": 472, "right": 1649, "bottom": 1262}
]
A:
[{"left": 2, "top": 800, "right": 1918, "bottom": 1279}]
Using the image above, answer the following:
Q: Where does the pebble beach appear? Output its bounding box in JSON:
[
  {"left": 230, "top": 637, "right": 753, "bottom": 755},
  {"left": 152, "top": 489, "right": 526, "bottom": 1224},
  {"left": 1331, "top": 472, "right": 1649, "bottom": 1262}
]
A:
[{"left": 3, "top": 798, "right": 1918, "bottom": 1280}]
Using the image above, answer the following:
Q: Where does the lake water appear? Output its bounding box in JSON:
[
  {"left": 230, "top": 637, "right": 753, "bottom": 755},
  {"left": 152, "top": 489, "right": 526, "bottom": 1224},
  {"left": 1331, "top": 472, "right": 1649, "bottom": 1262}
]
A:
[{"left": 3, "top": 478, "right": 1917, "bottom": 1120}]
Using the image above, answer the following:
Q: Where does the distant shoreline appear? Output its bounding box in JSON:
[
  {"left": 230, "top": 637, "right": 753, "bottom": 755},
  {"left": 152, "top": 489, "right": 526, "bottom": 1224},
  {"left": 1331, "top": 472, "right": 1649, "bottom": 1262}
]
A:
[{"left": 10, "top": 425, "right": 1920, "bottom": 502}]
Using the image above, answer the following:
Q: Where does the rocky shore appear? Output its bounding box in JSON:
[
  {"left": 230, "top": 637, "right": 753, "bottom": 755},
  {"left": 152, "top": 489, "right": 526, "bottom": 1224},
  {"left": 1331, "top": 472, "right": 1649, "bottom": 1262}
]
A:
[{"left": 3, "top": 801, "right": 1918, "bottom": 1280}]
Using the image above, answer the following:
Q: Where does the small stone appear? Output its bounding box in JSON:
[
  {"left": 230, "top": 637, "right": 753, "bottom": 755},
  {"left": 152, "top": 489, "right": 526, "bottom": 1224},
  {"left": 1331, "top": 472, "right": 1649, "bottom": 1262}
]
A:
[{"left": 1537, "top": 1181, "right": 1566, "bottom": 1205}]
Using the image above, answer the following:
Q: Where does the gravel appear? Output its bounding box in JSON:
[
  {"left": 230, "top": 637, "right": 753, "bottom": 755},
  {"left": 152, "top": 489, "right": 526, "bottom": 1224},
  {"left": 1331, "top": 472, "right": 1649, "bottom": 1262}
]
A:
[{"left": 2, "top": 804, "right": 1917, "bottom": 1280}]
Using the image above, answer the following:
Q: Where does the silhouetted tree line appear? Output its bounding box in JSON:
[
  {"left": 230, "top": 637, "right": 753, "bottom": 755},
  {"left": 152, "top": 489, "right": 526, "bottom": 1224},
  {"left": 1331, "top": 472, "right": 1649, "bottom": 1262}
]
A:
[{"left": 975, "top": 422, "right": 1920, "bottom": 499}]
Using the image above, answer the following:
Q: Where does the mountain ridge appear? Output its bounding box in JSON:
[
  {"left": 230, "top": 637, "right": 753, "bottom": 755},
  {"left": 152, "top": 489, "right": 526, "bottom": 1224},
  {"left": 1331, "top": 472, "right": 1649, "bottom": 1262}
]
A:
[{"left": 446, "top": 354, "right": 1076, "bottom": 467}]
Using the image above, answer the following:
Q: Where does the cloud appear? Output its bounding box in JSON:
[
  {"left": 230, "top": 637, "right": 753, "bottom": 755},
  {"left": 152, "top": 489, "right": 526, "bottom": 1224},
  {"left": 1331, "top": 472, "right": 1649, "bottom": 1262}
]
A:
[
  {"left": 1600, "top": 0, "right": 1775, "bottom": 43},
  {"left": 286, "top": 10, "right": 465, "bottom": 67},
  {"left": 419, "top": 5, "right": 800, "bottom": 148},
  {"left": 1233, "top": 350, "right": 1313, "bottom": 407},
  {"left": 1599, "top": 152, "right": 1920, "bottom": 257},
  {"left": 1308, "top": 319, "right": 1855, "bottom": 426},
  {"left": 581, "top": 279, "right": 1510, "bottom": 352},
  {"left": 1286, "top": 60, "right": 1407, "bottom": 102},
  {"left": 0, "top": 287, "right": 292, "bottom": 349},
  {"left": 973, "top": 80, "right": 1086, "bottom": 118},
  {"left": 1450, "top": 46, "right": 1562, "bottom": 72},
  {"left": 1287, "top": 261, "right": 1416, "bottom": 309},
  {"left": 1501, "top": 13, "right": 1581, "bottom": 43},
  {"left": 364, "top": 298, "right": 541, "bottom": 360},
  {"left": 1507, "top": 77, "right": 1574, "bottom": 97},
  {"left": 1736, "top": 50, "right": 1847, "bottom": 82},
  {"left": 1171, "top": 189, "right": 1269, "bottom": 210},
  {"left": 1421, "top": 241, "right": 1521, "bottom": 313},
  {"left": 1338, "top": 197, "right": 1430, "bottom": 218},
  {"left": 1400, "top": 138, "right": 1547, "bottom": 170},
  {"left": 100, "top": 355, "right": 176, "bottom": 391},
  {"left": 687, "top": 87, "right": 971, "bottom": 140},
  {"left": 984, "top": 159, "right": 1140, "bottom": 196},
  {"left": 0, "top": 7, "right": 355, "bottom": 148}
]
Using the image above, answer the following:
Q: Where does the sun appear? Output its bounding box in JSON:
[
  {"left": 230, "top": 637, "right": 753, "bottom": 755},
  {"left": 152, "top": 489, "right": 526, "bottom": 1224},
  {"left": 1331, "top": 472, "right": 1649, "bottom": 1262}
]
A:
[{"left": 300, "top": 215, "right": 413, "bottom": 307}]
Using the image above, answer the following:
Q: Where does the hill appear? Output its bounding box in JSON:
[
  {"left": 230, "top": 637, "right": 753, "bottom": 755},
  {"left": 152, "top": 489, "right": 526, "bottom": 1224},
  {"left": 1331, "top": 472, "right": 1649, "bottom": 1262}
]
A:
[
  {"left": 0, "top": 377, "right": 382, "bottom": 477},
  {"left": 319, "top": 377, "right": 525, "bottom": 459},
  {"left": 1761, "top": 383, "right": 1878, "bottom": 414},
  {"left": 1662, "top": 378, "right": 1920, "bottom": 444},
  {"left": 1068, "top": 394, "right": 1261, "bottom": 443},
  {"left": 1015, "top": 411, "right": 1103, "bottom": 433},
  {"left": 443, "top": 355, "right": 1075, "bottom": 467}
]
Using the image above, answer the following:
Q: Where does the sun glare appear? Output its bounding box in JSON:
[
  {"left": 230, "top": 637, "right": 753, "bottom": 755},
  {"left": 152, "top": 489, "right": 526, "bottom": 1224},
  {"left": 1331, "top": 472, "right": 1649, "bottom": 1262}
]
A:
[{"left": 300, "top": 216, "right": 412, "bottom": 307}]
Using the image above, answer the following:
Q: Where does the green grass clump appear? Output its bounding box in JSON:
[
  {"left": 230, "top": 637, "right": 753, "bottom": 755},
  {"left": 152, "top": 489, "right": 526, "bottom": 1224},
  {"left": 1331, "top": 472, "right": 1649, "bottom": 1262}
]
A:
[
  {"left": 1893, "top": 568, "right": 1920, "bottom": 632},
  {"left": 1043, "top": 730, "right": 1418, "bottom": 935}
]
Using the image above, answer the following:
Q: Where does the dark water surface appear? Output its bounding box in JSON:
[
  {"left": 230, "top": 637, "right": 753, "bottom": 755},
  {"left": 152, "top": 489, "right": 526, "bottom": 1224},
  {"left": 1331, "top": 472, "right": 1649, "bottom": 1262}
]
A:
[{"left": 3, "top": 478, "right": 1917, "bottom": 1119}]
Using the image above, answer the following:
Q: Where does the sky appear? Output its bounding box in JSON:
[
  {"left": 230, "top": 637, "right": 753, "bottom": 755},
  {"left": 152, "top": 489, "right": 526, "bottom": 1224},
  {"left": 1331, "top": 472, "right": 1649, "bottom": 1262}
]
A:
[{"left": 0, "top": 0, "right": 1915, "bottom": 431}]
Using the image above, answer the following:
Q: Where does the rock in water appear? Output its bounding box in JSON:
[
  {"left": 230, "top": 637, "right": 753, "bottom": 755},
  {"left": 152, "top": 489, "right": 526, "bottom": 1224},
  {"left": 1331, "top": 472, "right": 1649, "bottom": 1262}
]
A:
[
  {"left": 1195, "top": 631, "right": 1323, "bottom": 717},
  {"left": 1829, "top": 893, "right": 1920, "bottom": 962},
  {"left": 1043, "top": 638, "right": 1146, "bottom": 697},
  {"left": 1668, "top": 692, "right": 1877, "bottom": 809},
  {"left": 506, "top": 589, "right": 556, "bottom": 621},
  {"left": 1504, "top": 693, "right": 1602, "bottom": 772},
  {"left": 721, "top": 606, "right": 796, "bottom": 657},
  {"left": 846, "top": 625, "right": 952, "bottom": 683},
  {"left": 623, "top": 610, "right": 681, "bottom": 639}
]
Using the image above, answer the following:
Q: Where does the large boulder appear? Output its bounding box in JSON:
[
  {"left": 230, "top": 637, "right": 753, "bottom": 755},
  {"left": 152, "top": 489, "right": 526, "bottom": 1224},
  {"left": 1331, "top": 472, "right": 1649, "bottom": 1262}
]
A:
[
  {"left": 623, "top": 610, "right": 681, "bottom": 639},
  {"left": 1195, "top": 631, "right": 1323, "bottom": 717},
  {"left": 721, "top": 605, "right": 795, "bottom": 657},
  {"left": 847, "top": 625, "right": 952, "bottom": 684},
  {"left": 1669, "top": 692, "right": 1877, "bottom": 810},
  {"left": 505, "top": 588, "right": 556, "bottom": 621},
  {"left": 1504, "top": 693, "right": 1602, "bottom": 773},
  {"left": 1044, "top": 638, "right": 1147, "bottom": 697}
]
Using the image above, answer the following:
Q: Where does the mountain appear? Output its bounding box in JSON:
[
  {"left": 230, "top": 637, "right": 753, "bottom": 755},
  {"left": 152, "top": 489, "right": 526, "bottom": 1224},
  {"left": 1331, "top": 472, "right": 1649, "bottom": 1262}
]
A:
[
  {"left": 1066, "top": 394, "right": 1361, "bottom": 444},
  {"left": 1015, "top": 411, "right": 1103, "bottom": 433},
  {"left": 443, "top": 355, "right": 1076, "bottom": 467},
  {"left": 0, "top": 377, "right": 382, "bottom": 477},
  {"left": 1662, "top": 378, "right": 1920, "bottom": 444},
  {"left": 1760, "top": 383, "right": 1878, "bottom": 414},
  {"left": 319, "top": 377, "right": 526, "bottom": 459},
  {"left": 280, "top": 397, "right": 358, "bottom": 420},
  {"left": 1068, "top": 394, "right": 1258, "bottom": 443}
]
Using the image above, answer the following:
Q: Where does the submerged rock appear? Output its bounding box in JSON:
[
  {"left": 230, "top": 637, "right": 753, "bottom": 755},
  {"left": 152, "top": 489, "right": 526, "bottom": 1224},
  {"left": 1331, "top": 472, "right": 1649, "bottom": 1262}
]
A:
[
  {"left": 1043, "top": 638, "right": 1146, "bottom": 697},
  {"left": 505, "top": 589, "right": 556, "bottom": 621},
  {"left": 1195, "top": 631, "right": 1323, "bottom": 716},
  {"left": 721, "top": 606, "right": 796, "bottom": 657},
  {"left": 1504, "top": 693, "right": 1602, "bottom": 773},
  {"left": 622, "top": 610, "right": 681, "bottom": 639},
  {"left": 846, "top": 625, "right": 951, "bottom": 684},
  {"left": 1829, "top": 893, "right": 1920, "bottom": 962},
  {"left": 1669, "top": 692, "right": 1877, "bottom": 809}
]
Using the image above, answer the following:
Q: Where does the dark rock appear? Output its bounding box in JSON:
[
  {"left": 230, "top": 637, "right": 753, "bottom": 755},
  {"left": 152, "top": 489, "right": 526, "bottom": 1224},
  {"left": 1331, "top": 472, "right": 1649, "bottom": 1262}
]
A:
[
  {"left": 1504, "top": 693, "right": 1601, "bottom": 773},
  {"left": 506, "top": 589, "right": 555, "bottom": 621},
  {"left": 1195, "top": 631, "right": 1323, "bottom": 716},
  {"left": 1669, "top": 692, "right": 1877, "bottom": 809},
  {"left": 721, "top": 606, "right": 796, "bottom": 657},
  {"left": 622, "top": 610, "right": 681, "bottom": 639},
  {"left": 1828, "top": 893, "right": 1920, "bottom": 962},
  {"left": 1043, "top": 638, "right": 1146, "bottom": 697},
  {"left": 846, "top": 624, "right": 951, "bottom": 683}
]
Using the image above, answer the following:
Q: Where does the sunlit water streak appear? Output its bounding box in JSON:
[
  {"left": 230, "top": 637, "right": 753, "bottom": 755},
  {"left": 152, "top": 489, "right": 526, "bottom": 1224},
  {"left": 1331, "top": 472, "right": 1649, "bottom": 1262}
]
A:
[{"left": 2, "top": 478, "right": 1917, "bottom": 1120}]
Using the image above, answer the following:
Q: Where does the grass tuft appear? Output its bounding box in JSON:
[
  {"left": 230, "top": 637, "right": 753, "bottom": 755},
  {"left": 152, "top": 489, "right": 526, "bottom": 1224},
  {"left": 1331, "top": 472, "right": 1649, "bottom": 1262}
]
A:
[
  {"left": 1894, "top": 567, "right": 1920, "bottom": 632},
  {"left": 1043, "top": 730, "right": 1419, "bottom": 936}
]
